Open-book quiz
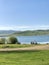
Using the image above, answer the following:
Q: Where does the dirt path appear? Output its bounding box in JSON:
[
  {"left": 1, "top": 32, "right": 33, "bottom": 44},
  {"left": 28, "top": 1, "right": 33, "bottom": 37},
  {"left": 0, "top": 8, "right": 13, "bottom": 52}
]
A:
[{"left": 0, "top": 45, "right": 49, "bottom": 51}]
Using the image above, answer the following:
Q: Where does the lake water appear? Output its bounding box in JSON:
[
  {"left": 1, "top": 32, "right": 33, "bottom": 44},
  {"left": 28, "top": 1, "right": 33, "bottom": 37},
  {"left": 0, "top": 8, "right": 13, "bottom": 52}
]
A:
[{"left": 17, "top": 35, "right": 49, "bottom": 44}]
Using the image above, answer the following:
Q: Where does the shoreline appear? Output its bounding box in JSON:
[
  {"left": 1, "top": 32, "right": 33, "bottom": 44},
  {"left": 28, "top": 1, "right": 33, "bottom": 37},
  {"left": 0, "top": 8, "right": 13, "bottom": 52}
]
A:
[{"left": 21, "top": 42, "right": 49, "bottom": 44}]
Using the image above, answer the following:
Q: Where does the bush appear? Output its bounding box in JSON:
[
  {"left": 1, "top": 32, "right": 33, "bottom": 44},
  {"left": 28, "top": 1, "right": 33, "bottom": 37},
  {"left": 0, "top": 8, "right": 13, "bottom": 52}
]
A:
[
  {"left": 31, "top": 41, "right": 38, "bottom": 45},
  {"left": 31, "top": 42, "right": 34, "bottom": 44},
  {"left": 17, "top": 42, "right": 21, "bottom": 44},
  {"left": 0, "top": 38, "right": 5, "bottom": 44},
  {"left": 35, "top": 42, "right": 38, "bottom": 45},
  {"left": 8, "top": 36, "right": 18, "bottom": 44}
]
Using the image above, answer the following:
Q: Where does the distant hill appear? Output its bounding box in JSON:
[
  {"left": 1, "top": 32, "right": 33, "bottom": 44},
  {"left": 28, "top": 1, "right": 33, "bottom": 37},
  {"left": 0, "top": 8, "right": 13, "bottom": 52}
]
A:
[
  {"left": 12, "top": 30, "right": 49, "bottom": 36},
  {"left": 0, "top": 30, "right": 15, "bottom": 34},
  {"left": 0, "top": 30, "right": 49, "bottom": 36},
  {"left": 0, "top": 30, "right": 16, "bottom": 37}
]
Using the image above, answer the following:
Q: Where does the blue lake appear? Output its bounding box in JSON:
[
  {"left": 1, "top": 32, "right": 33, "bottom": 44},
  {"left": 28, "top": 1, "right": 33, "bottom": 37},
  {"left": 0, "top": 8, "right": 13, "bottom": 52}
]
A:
[{"left": 17, "top": 35, "right": 49, "bottom": 44}]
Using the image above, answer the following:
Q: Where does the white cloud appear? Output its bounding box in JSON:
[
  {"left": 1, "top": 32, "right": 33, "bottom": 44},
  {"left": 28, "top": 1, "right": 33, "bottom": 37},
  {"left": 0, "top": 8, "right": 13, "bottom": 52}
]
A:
[
  {"left": 0, "top": 25, "right": 49, "bottom": 30},
  {"left": 0, "top": 26, "right": 30, "bottom": 30}
]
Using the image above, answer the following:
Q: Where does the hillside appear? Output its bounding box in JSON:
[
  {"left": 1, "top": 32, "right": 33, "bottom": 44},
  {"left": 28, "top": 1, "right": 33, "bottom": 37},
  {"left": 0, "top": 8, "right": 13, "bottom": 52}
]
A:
[
  {"left": 12, "top": 30, "right": 49, "bottom": 36},
  {"left": 0, "top": 30, "right": 49, "bottom": 36},
  {"left": 0, "top": 30, "right": 16, "bottom": 37}
]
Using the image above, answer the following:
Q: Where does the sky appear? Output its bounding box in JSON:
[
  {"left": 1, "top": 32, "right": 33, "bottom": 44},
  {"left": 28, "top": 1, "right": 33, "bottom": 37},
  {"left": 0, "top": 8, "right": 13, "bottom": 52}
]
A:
[{"left": 0, "top": 0, "right": 49, "bottom": 31}]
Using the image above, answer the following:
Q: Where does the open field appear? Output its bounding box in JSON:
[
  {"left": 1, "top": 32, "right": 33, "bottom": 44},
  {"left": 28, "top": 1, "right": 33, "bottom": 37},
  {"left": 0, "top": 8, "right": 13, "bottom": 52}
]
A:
[
  {"left": 0, "top": 44, "right": 49, "bottom": 51},
  {"left": 0, "top": 50, "right": 49, "bottom": 65},
  {"left": 0, "top": 44, "right": 35, "bottom": 48},
  {"left": 0, "top": 44, "right": 48, "bottom": 48},
  {"left": 0, "top": 44, "right": 49, "bottom": 65}
]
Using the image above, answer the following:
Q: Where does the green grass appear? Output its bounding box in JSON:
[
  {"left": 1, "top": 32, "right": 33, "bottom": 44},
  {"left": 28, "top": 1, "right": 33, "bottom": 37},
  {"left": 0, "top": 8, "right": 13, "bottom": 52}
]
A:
[
  {"left": 0, "top": 44, "right": 36, "bottom": 48},
  {"left": 0, "top": 44, "right": 47, "bottom": 48},
  {"left": 0, "top": 50, "right": 49, "bottom": 65}
]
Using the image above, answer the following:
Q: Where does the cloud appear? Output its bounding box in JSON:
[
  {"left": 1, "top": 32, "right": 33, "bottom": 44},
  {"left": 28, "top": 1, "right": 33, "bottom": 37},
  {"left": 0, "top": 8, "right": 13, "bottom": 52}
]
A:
[
  {"left": 0, "top": 25, "right": 49, "bottom": 30},
  {"left": 0, "top": 26, "right": 30, "bottom": 30}
]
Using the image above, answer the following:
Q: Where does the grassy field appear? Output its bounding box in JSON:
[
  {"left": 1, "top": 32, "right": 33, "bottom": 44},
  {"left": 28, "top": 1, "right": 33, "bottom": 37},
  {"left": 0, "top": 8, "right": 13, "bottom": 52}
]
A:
[
  {"left": 0, "top": 44, "right": 48, "bottom": 48},
  {"left": 0, "top": 50, "right": 49, "bottom": 65},
  {"left": 0, "top": 44, "right": 37, "bottom": 48}
]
